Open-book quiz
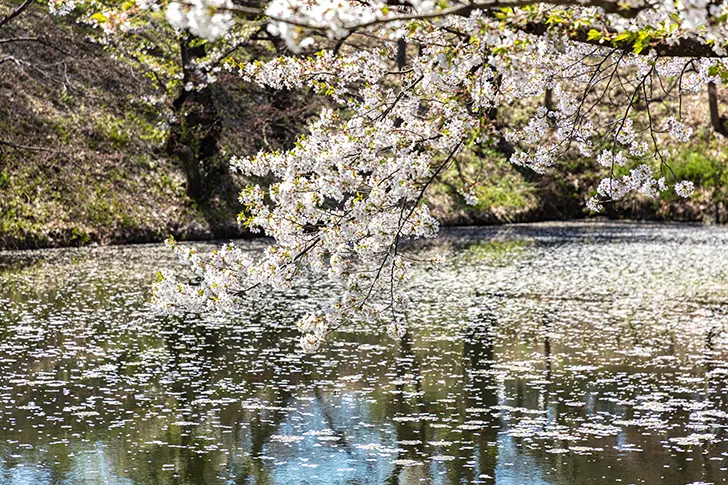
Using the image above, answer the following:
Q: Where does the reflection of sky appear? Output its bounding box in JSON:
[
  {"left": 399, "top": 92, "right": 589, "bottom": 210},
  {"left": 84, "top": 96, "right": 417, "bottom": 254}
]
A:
[
  {"left": 494, "top": 437, "right": 555, "bottom": 485},
  {"left": 67, "top": 442, "right": 134, "bottom": 485},
  {"left": 260, "top": 391, "right": 562, "bottom": 485},
  {"left": 0, "top": 442, "right": 135, "bottom": 485},
  {"left": 0, "top": 465, "right": 51, "bottom": 485},
  {"left": 267, "top": 394, "right": 396, "bottom": 484},
  {"left": 0, "top": 435, "right": 562, "bottom": 485}
]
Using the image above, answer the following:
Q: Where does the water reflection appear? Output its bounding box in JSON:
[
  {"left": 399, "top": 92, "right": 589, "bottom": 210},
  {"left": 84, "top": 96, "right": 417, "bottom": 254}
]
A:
[{"left": 1, "top": 222, "right": 728, "bottom": 484}]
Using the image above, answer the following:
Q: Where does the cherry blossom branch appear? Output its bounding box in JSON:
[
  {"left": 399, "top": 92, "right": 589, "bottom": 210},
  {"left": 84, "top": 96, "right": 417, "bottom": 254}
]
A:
[{"left": 520, "top": 21, "right": 728, "bottom": 58}]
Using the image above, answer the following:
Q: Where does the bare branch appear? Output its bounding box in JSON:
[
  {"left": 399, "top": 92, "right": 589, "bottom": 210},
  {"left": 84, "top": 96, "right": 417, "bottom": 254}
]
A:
[{"left": 0, "top": 0, "right": 32, "bottom": 31}]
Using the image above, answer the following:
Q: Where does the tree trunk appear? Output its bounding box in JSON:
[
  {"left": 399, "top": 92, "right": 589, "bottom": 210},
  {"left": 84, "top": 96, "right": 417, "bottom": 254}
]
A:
[
  {"left": 397, "top": 37, "right": 407, "bottom": 69},
  {"left": 545, "top": 87, "right": 554, "bottom": 111},
  {"left": 708, "top": 81, "right": 728, "bottom": 137},
  {"left": 166, "top": 36, "right": 222, "bottom": 201},
  {"left": 715, "top": 190, "right": 721, "bottom": 224}
]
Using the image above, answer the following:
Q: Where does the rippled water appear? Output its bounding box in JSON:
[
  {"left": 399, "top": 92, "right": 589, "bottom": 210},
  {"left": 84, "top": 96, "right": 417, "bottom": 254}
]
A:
[{"left": 1, "top": 222, "right": 728, "bottom": 485}]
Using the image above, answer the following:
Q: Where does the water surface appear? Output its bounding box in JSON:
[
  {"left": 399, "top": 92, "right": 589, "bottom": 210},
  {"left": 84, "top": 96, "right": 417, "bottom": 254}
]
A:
[{"left": 1, "top": 222, "right": 728, "bottom": 485}]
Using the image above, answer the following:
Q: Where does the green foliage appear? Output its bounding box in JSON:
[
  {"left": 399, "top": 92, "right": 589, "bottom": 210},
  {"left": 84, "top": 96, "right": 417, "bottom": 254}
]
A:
[
  {"left": 670, "top": 150, "right": 726, "bottom": 186},
  {"left": 53, "top": 120, "right": 71, "bottom": 143},
  {"left": 471, "top": 175, "right": 536, "bottom": 212},
  {"left": 708, "top": 64, "right": 728, "bottom": 84},
  {"left": 95, "top": 115, "right": 131, "bottom": 148},
  {"left": 441, "top": 147, "right": 538, "bottom": 214},
  {"left": 70, "top": 228, "right": 91, "bottom": 245},
  {"left": 666, "top": 144, "right": 728, "bottom": 204}
]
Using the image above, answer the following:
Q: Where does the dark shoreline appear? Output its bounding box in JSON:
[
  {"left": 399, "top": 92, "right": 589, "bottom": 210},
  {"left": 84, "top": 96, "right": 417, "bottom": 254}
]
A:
[{"left": 0, "top": 217, "right": 714, "bottom": 253}]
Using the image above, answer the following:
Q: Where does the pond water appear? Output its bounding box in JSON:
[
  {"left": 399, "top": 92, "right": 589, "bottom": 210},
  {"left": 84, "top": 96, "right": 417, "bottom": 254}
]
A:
[{"left": 1, "top": 222, "right": 728, "bottom": 485}]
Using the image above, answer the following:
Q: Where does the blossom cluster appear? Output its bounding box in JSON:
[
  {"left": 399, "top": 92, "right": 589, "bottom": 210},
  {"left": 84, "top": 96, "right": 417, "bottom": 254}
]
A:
[
  {"left": 48, "top": 0, "right": 77, "bottom": 16},
  {"left": 166, "top": 0, "right": 233, "bottom": 41},
  {"left": 149, "top": 0, "right": 726, "bottom": 349}
]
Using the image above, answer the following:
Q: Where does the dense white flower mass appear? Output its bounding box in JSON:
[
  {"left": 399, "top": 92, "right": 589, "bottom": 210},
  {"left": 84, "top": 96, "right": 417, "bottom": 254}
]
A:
[
  {"left": 166, "top": 0, "right": 233, "bottom": 40},
  {"left": 48, "top": 0, "right": 77, "bottom": 16},
  {"left": 150, "top": 0, "right": 726, "bottom": 349},
  {"left": 666, "top": 116, "right": 693, "bottom": 143}
]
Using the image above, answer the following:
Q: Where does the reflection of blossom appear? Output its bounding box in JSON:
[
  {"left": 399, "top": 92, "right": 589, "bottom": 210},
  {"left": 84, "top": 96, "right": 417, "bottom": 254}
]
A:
[{"left": 299, "top": 334, "right": 322, "bottom": 353}]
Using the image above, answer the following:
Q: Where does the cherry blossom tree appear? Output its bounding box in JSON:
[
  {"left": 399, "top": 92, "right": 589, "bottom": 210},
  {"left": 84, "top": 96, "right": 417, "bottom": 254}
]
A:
[{"left": 145, "top": 0, "right": 725, "bottom": 349}]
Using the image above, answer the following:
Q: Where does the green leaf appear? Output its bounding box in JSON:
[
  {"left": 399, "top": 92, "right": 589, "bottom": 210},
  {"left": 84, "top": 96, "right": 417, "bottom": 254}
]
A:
[
  {"left": 587, "top": 29, "right": 602, "bottom": 41},
  {"left": 90, "top": 12, "right": 108, "bottom": 23},
  {"left": 633, "top": 31, "right": 650, "bottom": 54}
]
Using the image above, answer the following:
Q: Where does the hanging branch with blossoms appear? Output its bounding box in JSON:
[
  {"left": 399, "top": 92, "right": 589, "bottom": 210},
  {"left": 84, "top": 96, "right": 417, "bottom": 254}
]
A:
[{"left": 149, "top": 0, "right": 728, "bottom": 350}]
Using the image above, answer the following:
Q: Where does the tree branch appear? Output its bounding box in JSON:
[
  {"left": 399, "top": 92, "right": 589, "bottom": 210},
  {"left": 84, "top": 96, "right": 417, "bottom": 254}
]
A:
[
  {"left": 218, "top": 0, "right": 724, "bottom": 58},
  {"left": 0, "top": 0, "right": 32, "bottom": 31},
  {"left": 518, "top": 21, "right": 728, "bottom": 58},
  {"left": 0, "top": 36, "right": 71, "bottom": 55}
]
